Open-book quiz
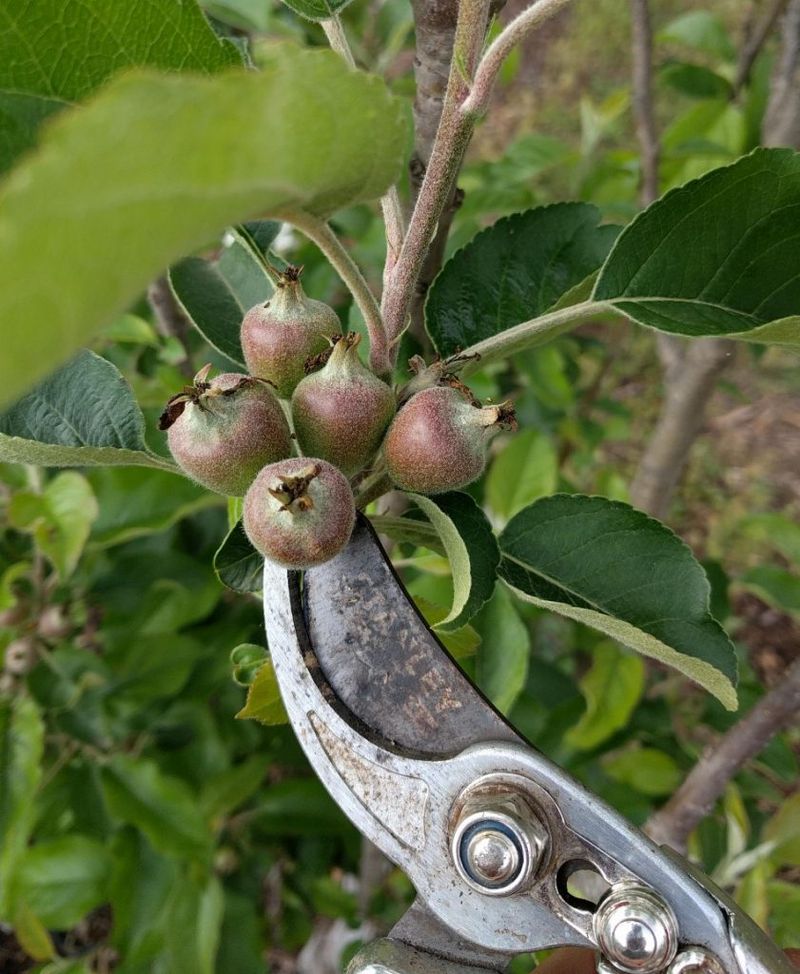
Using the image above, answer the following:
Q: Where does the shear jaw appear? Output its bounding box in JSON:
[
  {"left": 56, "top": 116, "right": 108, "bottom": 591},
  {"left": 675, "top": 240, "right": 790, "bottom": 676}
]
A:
[{"left": 260, "top": 521, "right": 777, "bottom": 974}]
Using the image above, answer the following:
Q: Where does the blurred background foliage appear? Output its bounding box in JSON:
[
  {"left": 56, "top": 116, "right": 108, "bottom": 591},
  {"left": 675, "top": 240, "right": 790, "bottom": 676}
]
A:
[{"left": 1, "top": 1, "right": 799, "bottom": 971}]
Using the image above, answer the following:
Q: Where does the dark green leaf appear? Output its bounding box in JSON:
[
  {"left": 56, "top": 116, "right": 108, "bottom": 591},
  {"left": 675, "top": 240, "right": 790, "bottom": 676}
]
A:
[
  {"left": 0, "top": 0, "right": 242, "bottom": 174},
  {"left": 0, "top": 46, "right": 408, "bottom": 404},
  {"left": 594, "top": 149, "right": 800, "bottom": 345},
  {"left": 18, "top": 835, "right": 111, "bottom": 929},
  {"left": 0, "top": 351, "right": 174, "bottom": 469},
  {"left": 498, "top": 494, "right": 738, "bottom": 709},
  {"left": 214, "top": 521, "right": 262, "bottom": 593},
  {"left": 474, "top": 585, "right": 530, "bottom": 714},
  {"left": 101, "top": 756, "right": 212, "bottom": 863},
  {"left": 200, "top": 757, "right": 266, "bottom": 819},
  {"left": 279, "top": 0, "right": 356, "bottom": 22},
  {"left": 740, "top": 566, "right": 800, "bottom": 616},
  {"left": 565, "top": 641, "right": 645, "bottom": 750},
  {"left": 426, "top": 203, "right": 619, "bottom": 357},
  {"left": 0, "top": 696, "right": 44, "bottom": 919},
  {"left": 660, "top": 63, "right": 733, "bottom": 100},
  {"left": 160, "top": 875, "right": 224, "bottom": 974},
  {"left": 409, "top": 492, "right": 500, "bottom": 630}
]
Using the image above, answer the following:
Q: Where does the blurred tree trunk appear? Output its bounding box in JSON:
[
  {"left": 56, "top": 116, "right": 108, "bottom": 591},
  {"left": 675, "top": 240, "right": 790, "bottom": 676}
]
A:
[{"left": 630, "top": 0, "right": 800, "bottom": 520}]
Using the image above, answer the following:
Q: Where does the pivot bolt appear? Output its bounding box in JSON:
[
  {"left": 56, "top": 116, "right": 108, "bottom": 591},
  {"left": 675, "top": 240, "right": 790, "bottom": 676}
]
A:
[
  {"left": 451, "top": 795, "right": 548, "bottom": 896},
  {"left": 667, "top": 948, "right": 726, "bottom": 974},
  {"left": 594, "top": 884, "right": 678, "bottom": 974}
]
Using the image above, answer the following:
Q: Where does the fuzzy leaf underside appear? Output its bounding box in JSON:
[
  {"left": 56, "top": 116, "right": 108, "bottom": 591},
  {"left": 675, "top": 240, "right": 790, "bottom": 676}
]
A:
[{"left": 0, "top": 46, "right": 408, "bottom": 405}]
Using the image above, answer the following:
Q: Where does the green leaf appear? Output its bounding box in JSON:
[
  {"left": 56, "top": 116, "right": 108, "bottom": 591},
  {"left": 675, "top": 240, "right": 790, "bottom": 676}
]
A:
[
  {"left": 658, "top": 11, "right": 735, "bottom": 61},
  {"left": 763, "top": 793, "right": 800, "bottom": 866},
  {"left": 660, "top": 63, "right": 733, "bottom": 100},
  {"left": 236, "top": 660, "right": 288, "bottom": 725},
  {"left": 169, "top": 241, "right": 272, "bottom": 367},
  {"left": 426, "top": 203, "right": 619, "bottom": 358},
  {"left": 767, "top": 880, "right": 800, "bottom": 948},
  {"left": 409, "top": 492, "right": 500, "bottom": 630},
  {"left": 593, "top": 149, "right": 800, "bottom": 346},
  {"left": 160, "top": 875, "right": 224, "bottom": 974},
  {"left": 369, "top": 514, "right": 446, "bottom": 555},
  {"left": 280, "top": 0, "right": 356, "bottom": 22},
  {"left": 0, "top": 351, "right": 174, "bottom": 470},
  {"left": 474, "top": 584, "right": 530, "bottom": 714},
  {"left": 498, "top": 494, "right": 738, "bottom": 710},
  {"left": 11, "top": 900, "right": 55, "bottom": 961},
  {"left": 0, "top": 696, "right": 45, "bottom": 919},
  {"left": 110, "top": 634, "right": 203, "bottom": 706},
  {"left": 36, "top": 473, "right": 99, "bottom": 579},
  {"left": 0, "top": 0, "right": 242, "bottom": 175},
  {"left": 739, "top": 566, "right": 800, "bottom": 616},
  {"left": 200, "top": 757, "right": 265, "bottom": 819},
  {"left": 214, "top": 521, "right": 262, "bottom": 594},
  {"left": 737, "top": 513, "right": 800, "bottom": 565},
  {"left": 17, "top": 835, "right": 111, "bottom": 929},
  {"left": 486, "top": 429, "right": 558, "bottom": 523},
  {"left": 603, "top": 746, "right": 682, "bottom": 797},
  {"left": 565, "top": 641, "right": 645, "bottom": 750},
  {"left": 414, "top": 597, "right": 481, "bottom": 660},
  {"left": 101, "top": 756, "right": 212, "bottom": 863},
  {"left": 88, "top": 467, "right": 221, "bottom": 548},
  {"left": 0, "top": 45, "right": 408, "bottom": 405}
]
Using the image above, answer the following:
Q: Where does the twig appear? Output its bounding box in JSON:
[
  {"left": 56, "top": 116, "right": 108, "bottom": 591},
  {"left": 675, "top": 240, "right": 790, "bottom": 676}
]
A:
[
  {"left": 630, "top": 338, "right": 734, "bottom": 519},
  {"left": 321, "top": 14, "right": 356, "bottom": 67},
  {"left": 645, "top": 657, "right": 800, "bottom": 854},
  {"left": 734, "top": 0, "right": 790, "bottom": 95},
  {"left": 763, "top": 0, "right": 800, "bottom": 146},
  {"left": 382, "top": 0, "right": 575, "bottom": 359},
  {"left": 354, "top": 471, "right": 393, "bottom": 510},
  {"left": 629, "top": 0, "right": 660, "bottom": 206},
  {"left": 281, "top": 210, "right": 388, "bottom": 376}
]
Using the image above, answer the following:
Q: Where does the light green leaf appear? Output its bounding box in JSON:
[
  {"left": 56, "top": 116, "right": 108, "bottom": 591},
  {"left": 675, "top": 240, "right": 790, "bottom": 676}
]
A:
[
  {"left": 658, "top": 11, "right": 735, "bottom": 61},
  {"left": 474, "top": 584, "right": 530, "bottom": 714},
  {"left": 0, "top": 351, "right": 175, "bottom": 470},
  {"left": 11, "top": 900, "right": 55, "bottom": 961},
  {"left": 0, "top": 0, "right": 242, "bottom": 175},
  {"left": 0, "top": 45, "right": 407, "bottom": 404},
  {"left": 739, "top": 566, "right": 800, "bottom": 616},
  {"left": 737, "top": 513, "right": 800, "bottom": 565},
  {"left": 236, "top": 660, "right": 288, "bottom": 725},
  {"left": 369, "top": 514, "right": 446, "bottom": 555},
  {"left": 660, "top": 64, "right": 733, "bottom": 101},
  {"left": 486, "top": 429, "right": 558, "bottom": 523},
  {"left": 18, "top": 835, "right": 111, "bottom": 930},
  {"left": 41, "top": 473, "right": 99, "bottom": 578},
  {"left": 565, "top": 641, "right": 645, "bottom": 750},
  {"left": 214, "top": 521, "right": 262, "bottom": 594},
  {"left": 160, "top": 875, "right": 224, "bottom": 974},
  {"left": 414, "top": 597, "right": 481, "bottom": 660},
  {"left": 603, "top": 746, "right": 682, "bottom": 797},
  {"left": 767, "top": 880, "right": 800, "bottom": 948},
  {"left": 280, "top": 0, "right": 356, "bottom": 22},
  {"left": 426, "top": 203, "right": 619, "bottom": 358},
  {"left": 409, "top": 492, "right": 500, "bottom": 630},
  {"left": 594, "top": 149, "right": 800, "bottom": 346},
  {"left": 0, "top": 696, "right": 45, "bottom": 919},
  {"left": 101, "top": 756, "right": 212, "bottom": 863},
  {"left": 88, "top": 467, "right": 221, "bottom": 548},
  {"left": 498, "top": 494, "right": 738, "bottom": 709},
  {"left": 763, "top": 793, "right": 800, "bottom": 867},
  {"left": 103, "top": 314, "right": 159, "bottom": 347}
]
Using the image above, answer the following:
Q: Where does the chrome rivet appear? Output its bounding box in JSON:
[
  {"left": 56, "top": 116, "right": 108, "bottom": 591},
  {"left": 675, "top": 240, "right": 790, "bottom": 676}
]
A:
[
  {"left": 667, "top": 947, "right": 726, "bottom": 974},
  {"left": 594, "top": 884, "right": 678, "bottom": 974}
]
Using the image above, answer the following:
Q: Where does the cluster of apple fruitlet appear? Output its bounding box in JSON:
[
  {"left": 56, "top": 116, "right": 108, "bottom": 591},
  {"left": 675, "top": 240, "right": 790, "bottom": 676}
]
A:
[{"left": 159, "top": 265, "right": 516, "bottom": 570}]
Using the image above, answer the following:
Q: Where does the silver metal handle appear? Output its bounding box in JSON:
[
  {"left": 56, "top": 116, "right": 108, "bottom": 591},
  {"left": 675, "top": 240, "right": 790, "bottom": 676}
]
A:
[{"left": 347, "top": 939, "right": 500, "bottom": 974}]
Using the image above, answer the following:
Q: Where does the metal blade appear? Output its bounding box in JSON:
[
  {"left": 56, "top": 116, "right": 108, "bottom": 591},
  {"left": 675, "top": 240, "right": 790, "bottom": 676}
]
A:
[{"left": 302, "top": 515, "right": 519, "bottom": 755}]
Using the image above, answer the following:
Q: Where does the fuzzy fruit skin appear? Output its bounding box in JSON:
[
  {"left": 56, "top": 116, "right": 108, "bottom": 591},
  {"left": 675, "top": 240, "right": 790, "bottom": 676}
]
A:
[
  {"left": 384, "top": 386, "right": 506, "bottom": 494},
  {"left": 291, "top": 335, "right": 395, "bottom": 476},
  {"left": 241, "top": 274, "right": 340, "bottom": 398},
  {"left": 167, "top": 373, "right": 292, "bottom": 496},
  {"left": 243, "top": 458, "right": 355, "bottom": 569}
]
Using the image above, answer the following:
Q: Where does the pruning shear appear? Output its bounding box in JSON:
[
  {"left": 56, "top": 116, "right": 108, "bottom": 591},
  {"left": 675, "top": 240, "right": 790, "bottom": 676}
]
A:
[{"left": 262, "top": 515, "right": 794, "bottom": 974}]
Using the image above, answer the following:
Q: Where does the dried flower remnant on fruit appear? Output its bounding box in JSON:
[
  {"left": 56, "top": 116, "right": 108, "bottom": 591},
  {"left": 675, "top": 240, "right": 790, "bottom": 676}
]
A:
[
  {"left": 292, "top": 333, "right": 396, "bottom": 477},
  {"left": 241, "top": 264, "right": 340, "bottom": 398},
  {"left": 162, "top": 364, "right": 292, "bottom": 496},
  {"left": 384, "top": 384, "right": 516, "bottom": 494},
  {"left": 243, "top": 458, "right": 355, "bottom": 569}
]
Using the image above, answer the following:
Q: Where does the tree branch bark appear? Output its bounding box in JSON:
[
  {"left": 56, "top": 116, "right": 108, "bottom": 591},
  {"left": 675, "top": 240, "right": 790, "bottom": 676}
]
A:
[
  {"left": 629, "top": 0, "right": 659, "bottom": 206},
  {"left": 763, "top": 0, "right": 800, "bottom": 146},
  {"left": 734, "top": 0, "right": 790, "bottom": 95},
  {"left": 646, "top": 657, "right": 800, "bottom": 854}
]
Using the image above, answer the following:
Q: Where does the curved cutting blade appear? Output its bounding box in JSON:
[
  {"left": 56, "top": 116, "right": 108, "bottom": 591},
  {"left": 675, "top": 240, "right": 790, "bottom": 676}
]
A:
[{"left": 301, "top": 514, "right": 519, "bottom": 755}]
